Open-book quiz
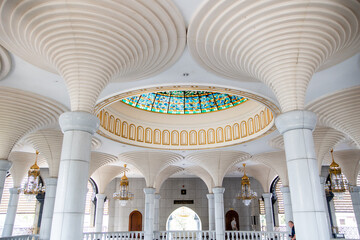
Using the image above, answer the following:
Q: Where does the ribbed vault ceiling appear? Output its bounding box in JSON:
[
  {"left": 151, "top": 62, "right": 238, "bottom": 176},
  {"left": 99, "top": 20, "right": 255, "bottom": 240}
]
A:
[
  {"left": 188, "top": 0, "right": 360, "bottom": 112},
  {"left": 0, "top": 0, "right": 186, "bottom": 112}
]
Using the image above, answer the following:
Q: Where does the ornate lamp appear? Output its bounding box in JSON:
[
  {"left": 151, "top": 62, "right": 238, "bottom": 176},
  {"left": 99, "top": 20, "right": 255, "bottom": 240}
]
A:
[
  {"left": 236, "top": 163, "right": 257, "bottom": 206},
  {"left": 328, "top": 149, "right": 347, "bottom": 197},
  {"left": 113, "top": 164, "right": 134, "bottom": 206},
  {"left": 179, "top": 207, "right": 190, "bottom": 218},
  {"left": 21, "top": 151, "right": 45, "bottom": 196}
]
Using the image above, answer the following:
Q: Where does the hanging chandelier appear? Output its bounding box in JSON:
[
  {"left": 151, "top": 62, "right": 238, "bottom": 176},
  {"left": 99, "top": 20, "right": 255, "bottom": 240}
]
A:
[
  {"left": 327, "top": 149, "right": 347, "bottom": 197},
  {"left": 178, "top": 207, "right": 190, "bottom": 218},
  {"left": 113, "top": 164, "right": 134, "bottom": 206},
  {"left": 21, "top": 151, "right": 45, "bottom": 196},
  {"left": 236, "top": 163, "right": 257, "bottom": 206}
]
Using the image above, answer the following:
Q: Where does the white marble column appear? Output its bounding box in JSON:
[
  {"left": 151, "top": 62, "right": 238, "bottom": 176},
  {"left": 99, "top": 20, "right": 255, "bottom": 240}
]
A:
[
  {"left": 213, "top": 187, "right": 225, "bottom": 240},
  {"left": 154, "top": 194, "right": 161, "bottom": 232},
  {"left": 349, "top": 186, "right": 360, "bottom": 237},
  {"left": 0, "top": 160, "right": 11, "bottom": 203},
  {"left": 262, "top": 193, "right": 274, "bottom": 232},
  {"left": 95, "top": 194, "right": 106, "bottom": 232},
  {"left": 2, "top": 188, "right": 20, "bottom": 237},
  {"left": 319, "top": 176, "right": 333, "bottom": 236},
  {"left": 39, "top": 178, "right": 58, "bottom": 240},
  {"left": 329, "top": 199, "right": 337, "bottom": 228},
  {"left": 206, "top": 193, "right": 215, "bottom": 231},
  {"left": 276, "top": 110, "right": 330, "bottom": 240},
  {"left": 50, "top": 112, "right": 99, "bottom": 240},
  {"left": 280, "top": 187, "right": 293, "bottom": 232},
  {"left": 108, "top": 199, "right": 115, "bottom": 232},
  {"left": 144, "top": 188, "right": 156, "bottom": 240}
]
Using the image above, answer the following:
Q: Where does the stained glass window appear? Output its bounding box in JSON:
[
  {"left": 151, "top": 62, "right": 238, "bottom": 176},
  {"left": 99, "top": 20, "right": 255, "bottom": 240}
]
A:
[{"left": 121, "top": 91, "right": 247, "bottom": 114}]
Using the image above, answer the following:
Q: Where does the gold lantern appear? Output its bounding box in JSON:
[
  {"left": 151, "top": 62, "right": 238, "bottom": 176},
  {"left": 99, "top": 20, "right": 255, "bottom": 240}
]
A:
[
  {"left": 113, "top": 164, "right": 134, "bottom": 206},
  {"left": 22, "top": 151, "right": 45, "bottom": 195},
  {"left": 328, "top": 149, "right": 347, "bottom": 196},
  {"left": 236, "top": 163, "right": 257, "bottom": 206}
]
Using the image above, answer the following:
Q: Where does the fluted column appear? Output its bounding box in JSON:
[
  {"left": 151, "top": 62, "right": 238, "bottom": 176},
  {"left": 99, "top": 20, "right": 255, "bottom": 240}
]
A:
[
  {"left": 2, "top": 187, "right": 20, "bottom": 237},
  {"left": 349, "top": 186, "right": 360, "bottom": 237},
  {"left": 280, "top": 187, "right": 293, "bottom": 232},
  {"left": 213, "top": 187, "right": 225, "bottom": 240},
  {"left": 144, "top": 188, "right": 156, "bottom": 240},
  {"left": 95, "top": 194, "right": 106, "bottom": 232},
  {"left": 206, "top": 193, "right": 215, "bottom": 231},
  {"left": 0, "top": 160, "right": 11, "bottom": 203},
  {"left": 262, "top": 193, "right": 274, "bottom": 232},
  {"left": 276, "top": 111, "right": 330, "bottom": 240},
  {"left": 39, "top": 178, "right": 58, "bottom": 240},
  {"left": 50, "top": 112, "right": 99, "bottom": 240},
  {"left": 154, "top": 194, "right": 161, "bottom": 232}
]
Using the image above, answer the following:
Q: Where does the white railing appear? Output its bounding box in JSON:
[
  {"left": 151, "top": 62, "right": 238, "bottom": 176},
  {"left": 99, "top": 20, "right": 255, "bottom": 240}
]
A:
[
  {"left": 225, "top": 231, "right": 288, "bottom": 240},
  {"left": 83, "top": 231, "right": 144, "bottom": 240},
  {"left": 0, "top": 235, "right": 39, "bottom": 240},
  {"left": 156, "top": 231, "right": 215, "bottom": 240}
]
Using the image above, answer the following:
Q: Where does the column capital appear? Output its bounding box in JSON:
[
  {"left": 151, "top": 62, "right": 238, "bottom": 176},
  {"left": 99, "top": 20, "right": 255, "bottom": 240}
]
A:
[
  {"left": 143, "top": 187, "right": 156, "bottom": 194},
  {"left": 349, "top": 185, "right": 360, "bottom": 193},
  {"left": 96, "top": 194, "right": 107, "bottom": 201},
  {"left": 212, "top": 187, "right": 225, "bottom": 194},
  {"left": 206, "top": 193, "right": 214, "bottom": 199},
  {"left": 280, "top": 186, "right": 290, "bottom": 194},
  {"left": 0, "top": 160, "right": 12, "bottom": 171},
  {"left": 59, "top": 111, "right": 99, "bottom": 134},
  {"left": 275, "top": 110, "right": 317, "bottom": 134},
  {"left": 262, "top": 193, "right": 272, "bottom": 199},
  {"left": 155, "top": 193, "right": 161, "bottom": 200},
  {"left": 9, "top": 187, "right": 19, "bottom": 194},
  {"left": 44, "top": 177, "right": 58, "bottom": 186}
]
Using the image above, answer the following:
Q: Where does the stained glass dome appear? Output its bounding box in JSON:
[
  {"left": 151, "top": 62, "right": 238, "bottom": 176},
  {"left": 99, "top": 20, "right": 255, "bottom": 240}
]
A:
[{"left": 121, "top": 91, "right": 248, "bottom": 114}]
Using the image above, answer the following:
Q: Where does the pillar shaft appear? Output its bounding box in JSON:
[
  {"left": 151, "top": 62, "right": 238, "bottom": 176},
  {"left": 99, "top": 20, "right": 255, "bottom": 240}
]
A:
[
  {"left": 206, "top": 193, "right": 215, "bottom": 231},
  {"left": 213, "top": 187, "right": 225, "bottom": 240},
  {"left": 39, "top": 178, "right": 57, "bottom": 240},
  {"left": 280, "top": 187, "right": 293, "bottom": 232},
  {"left": 2, "top": 188, "right": 20, "bottom": 237},
  {"left": 144, "top": 188, "right": 156, "bottom": 240},
  {"left": 108, "top": 199, "right": 115, "bottom": 232},
  {"left": 154, "top": 194, "right": 161, "bottom": 232},
  {"left": 349, "top": 185, "right": 360, "bottom": 237},
  {"left": 276, "top": 110, "right": 330, "bottom": 240},
  {"left": 0, "top": 160, "right": 12, "bottom": 203},
  {"left": 95, "top": 194, "right": 106, "bottom": 232},
  {"left": 50, "top": 112, "right": 99, "bottom": 240},
  {"left": 262, "top": 193, "right": 274, "bottom": 232}
]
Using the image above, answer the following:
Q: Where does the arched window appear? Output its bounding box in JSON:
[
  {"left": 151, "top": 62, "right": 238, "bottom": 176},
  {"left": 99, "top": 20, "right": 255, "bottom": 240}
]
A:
[
  {"left": 83, "top": 179, "right": 98, "bottom": 232},
  {"left": 0, "top": 175, "right": 37, "bottom": 235},
  {"left": 166, "top": 207, "right": 201, "bottom": 231}
]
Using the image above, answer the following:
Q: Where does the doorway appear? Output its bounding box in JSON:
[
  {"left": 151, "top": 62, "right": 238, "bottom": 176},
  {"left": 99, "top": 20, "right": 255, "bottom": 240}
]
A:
[
  {"left": 166, "top": 206, "right": 201, "bottom": 231},
  {"left": 129, "top": 210, "right": 142, "bottom": 231},
  {"left": 225, "top": 210, "right": 240, "bottom": 231}
]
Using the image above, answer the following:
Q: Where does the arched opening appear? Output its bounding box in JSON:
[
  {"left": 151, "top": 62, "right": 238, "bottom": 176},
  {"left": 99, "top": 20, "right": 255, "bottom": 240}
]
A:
[
  {"left": 129, "top": 210, "right": 142, "bottom": 231},
  {"left": 225, "top": 210, "right": 239, "bottom": 231},
  {"left": 166, "top": 207, "right": 201, "bottom": 231}
]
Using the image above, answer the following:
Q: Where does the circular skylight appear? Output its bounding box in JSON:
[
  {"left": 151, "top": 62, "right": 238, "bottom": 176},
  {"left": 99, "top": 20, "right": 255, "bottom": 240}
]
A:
[{"left": 121, "top": 91, "right": 248, "bottom": 114}]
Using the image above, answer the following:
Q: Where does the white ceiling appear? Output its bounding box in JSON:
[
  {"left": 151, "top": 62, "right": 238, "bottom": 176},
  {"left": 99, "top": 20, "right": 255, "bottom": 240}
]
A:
[{"left": 1, "top": 0, "right": 359, "bottom": 178}]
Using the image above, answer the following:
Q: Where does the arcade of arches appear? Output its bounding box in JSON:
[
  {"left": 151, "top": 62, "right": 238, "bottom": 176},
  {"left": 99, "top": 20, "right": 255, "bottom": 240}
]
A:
[{"left": 0, "top": 1, "right": 359, "bottom": 240}]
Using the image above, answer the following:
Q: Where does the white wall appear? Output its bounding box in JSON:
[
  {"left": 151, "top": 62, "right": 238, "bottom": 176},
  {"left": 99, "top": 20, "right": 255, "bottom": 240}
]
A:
[{"left": 111, "top": 177, "right": 264, "bottom": 231}]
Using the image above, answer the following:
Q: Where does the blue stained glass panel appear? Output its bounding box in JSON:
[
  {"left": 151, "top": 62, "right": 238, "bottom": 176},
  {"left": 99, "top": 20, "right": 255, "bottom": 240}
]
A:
[{"left": 121, "top": 91, "right": 248, "bottom": 114}]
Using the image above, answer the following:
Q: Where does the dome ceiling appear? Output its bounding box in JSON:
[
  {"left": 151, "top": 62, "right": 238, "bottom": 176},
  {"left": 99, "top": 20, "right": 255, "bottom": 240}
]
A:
[
  {"left": 121, "top": 90, "right": 248, "bottom": 115},
  {"left": 95, "top": 86, "right": 279, "bottom": 150}
]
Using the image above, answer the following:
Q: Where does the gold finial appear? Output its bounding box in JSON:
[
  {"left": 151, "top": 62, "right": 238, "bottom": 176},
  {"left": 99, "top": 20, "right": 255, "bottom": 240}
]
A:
[{"left": 330, "top": 149, "right": 339, "bottom": 168}]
